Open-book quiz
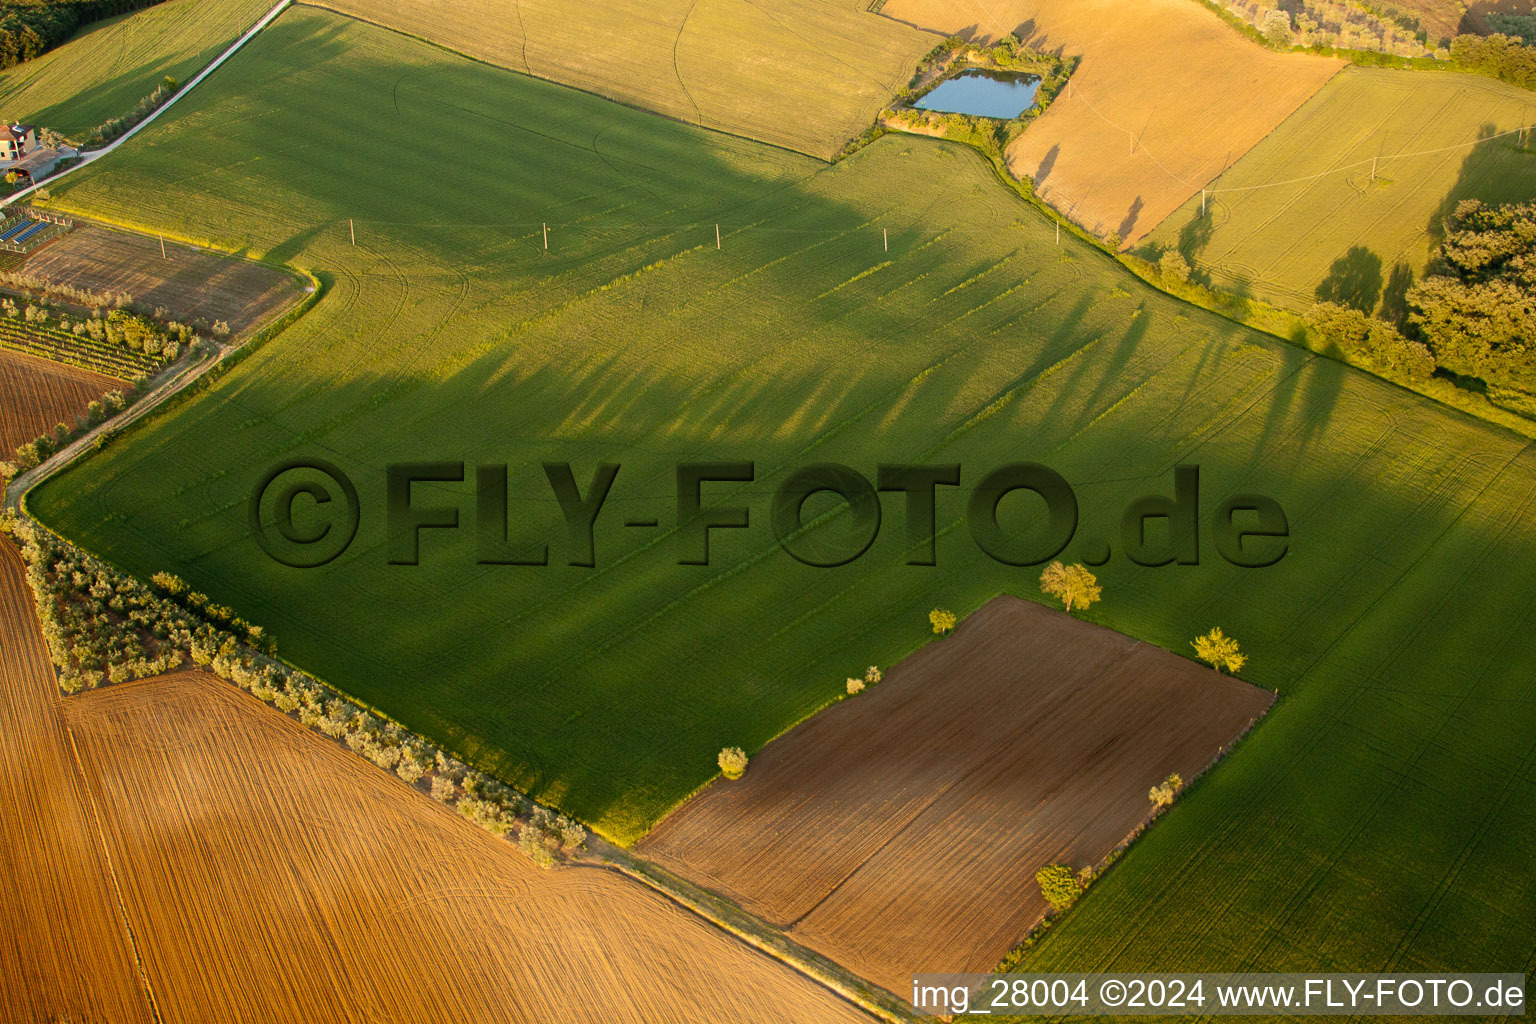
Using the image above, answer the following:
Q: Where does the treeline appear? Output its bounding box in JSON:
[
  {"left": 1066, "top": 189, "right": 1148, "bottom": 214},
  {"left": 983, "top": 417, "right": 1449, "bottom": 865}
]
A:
[
  {"left": 1196, "top": 0, "right": 1536, "bottom": 92},
  {"left": 1448, "top": 34, "right": 1536, "bottom": 89},
  {"left": 1, "top": 513, "right": 589, "bottom": 867},
  {"left": 0, "top": 0, "right": 166, "bottom": 72},
  {"left": 1301, "top": 200, "right": 1536, "bottom": 412},
  {"left": 0, "top": 384, "right": 136, "bottom": 479},
  {"left": 1407, "top": 199, "right": 1536, "bottom": 400}
]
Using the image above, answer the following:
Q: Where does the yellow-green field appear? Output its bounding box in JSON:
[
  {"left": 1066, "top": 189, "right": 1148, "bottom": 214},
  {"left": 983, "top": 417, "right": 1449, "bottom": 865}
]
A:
[
  {"left": 0, "top": 0, "right": 273, "bottom": 137},
  {"left": 1144, "top": 66, "right": 1536, "bottom": 315},
  {"left": 312, "top": 0, "right": 933, "bottom": 158}
]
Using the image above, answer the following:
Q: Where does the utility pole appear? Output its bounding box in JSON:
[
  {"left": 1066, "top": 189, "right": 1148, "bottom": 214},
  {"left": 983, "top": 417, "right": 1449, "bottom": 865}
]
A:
[
  {"left": 1201, "top": 188, "right": 1207, "bottom": 216},
  {"left": 1055, "top": 221, "right": 1060, "bottom": 246},
  {"left": 883, "top": 227, "right": 888, "bottom": 252},
  {"left": 159, "top": 234, "right": 167, "bottom": 259},
  {"left": 543, "top": 222, "right": 548, "bottom": 250},
  {"left": 716, "top": 223, "right": 721, "bottom": 250},
  {"left": 1371, "top": 156, "right": 1377, "bottom": 182},
  {"left": 1130, "top": 130, "right": 1135, "bottom": 156},
  {"left": 349, "top": 218, "right": 355, "bottom": 245}
]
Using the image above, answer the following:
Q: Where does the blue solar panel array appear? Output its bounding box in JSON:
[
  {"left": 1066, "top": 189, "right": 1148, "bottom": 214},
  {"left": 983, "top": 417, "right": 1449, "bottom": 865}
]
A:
[{"left": 0, "top": 218, "right": 34, "bottom": 241}]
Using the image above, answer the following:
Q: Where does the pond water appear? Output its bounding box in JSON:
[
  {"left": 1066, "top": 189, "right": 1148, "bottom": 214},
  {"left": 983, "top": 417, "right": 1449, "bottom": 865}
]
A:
[{"left": 914, "top": 70, "right": 1042, "bottom": 119}]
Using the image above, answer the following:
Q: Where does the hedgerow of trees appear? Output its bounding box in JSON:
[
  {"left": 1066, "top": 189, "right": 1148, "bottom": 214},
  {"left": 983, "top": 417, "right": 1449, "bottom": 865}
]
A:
[
  {"left": 0, "top": 384, "right": 131, "bottom": 479},
  {"left": 81, "top": 75, "right": 178, "bottom": 148},
  {"left": 0, "top": 0, "right": 167, "bottom": 72},
  {"left": 0, "top": 512, "right": 588, "bottom": 866}
]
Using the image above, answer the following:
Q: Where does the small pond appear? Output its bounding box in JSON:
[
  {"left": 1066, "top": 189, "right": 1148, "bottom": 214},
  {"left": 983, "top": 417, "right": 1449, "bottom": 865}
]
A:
[{"left": 914, "top": 70, "right": 1042, "bottom": 119}]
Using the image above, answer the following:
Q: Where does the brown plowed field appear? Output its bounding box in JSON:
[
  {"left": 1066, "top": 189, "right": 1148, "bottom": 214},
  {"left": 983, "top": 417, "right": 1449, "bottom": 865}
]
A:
[
  {"left": 21, "top": 224, "right": 303, "bottom": 336},
  {"left": 640, "top": 596, "right": 1275, "bottom": 994},
  {"left": 0, "top": 540, "right": 158, "bottom": 1023},
  {"left": 0, "top": 347, "right": 119, "bottom": 451},
  {"left": 57, "top": 669, "right": 873, "bottom": 1023},
  {"left": 880, "top": 0, "right": 1342, "bottom": 245},
  {"left": 2, "top": 539, "right": 869, "bottom": 1022}
]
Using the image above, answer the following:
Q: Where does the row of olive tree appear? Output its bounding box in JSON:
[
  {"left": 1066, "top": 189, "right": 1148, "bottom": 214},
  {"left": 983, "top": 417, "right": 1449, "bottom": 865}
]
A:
[
  {"left": 0, "top": 387, "right": 135, "bottom": 480},
  {"left": 1, "top": 512, "right": 587, "bottom": 866}
]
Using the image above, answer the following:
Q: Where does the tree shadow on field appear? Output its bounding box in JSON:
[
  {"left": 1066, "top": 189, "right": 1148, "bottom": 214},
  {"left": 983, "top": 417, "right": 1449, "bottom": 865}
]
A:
[
  {"left": 1177, "top": 207, "right": 1213, "bottom": 265},
  {"left": 1378, "top": 262, "right": 1414, "bottom": 327},
  {"left": 1314, "top": 246, "right": 1383, "bottom": 312},
  {"left": 1033, "top": 144, "right": 1060, "bottom": 190},
  {"left": 1117, "top": 196, "right": 1144, "bottom": 246},
  {"left": 1427, "top": 123, "right": 1536, "bottom": 244},
  {"left": 265, "top": 223, "right": 328, "bottom": 267}
]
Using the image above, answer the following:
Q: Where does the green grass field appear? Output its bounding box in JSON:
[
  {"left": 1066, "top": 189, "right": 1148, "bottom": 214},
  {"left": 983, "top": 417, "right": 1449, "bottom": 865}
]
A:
[
  {"left": 27, "top": 7, "right": 1536, "bottom": 978},
  {"left": 316, "top": 0, "right": 933, "bottom": 159},
  {"left": 1144, "top": 66, "right": 1536, "bottom": 317},
  {"left": 0, "top": 0, "right": 273, "bottom": 136}
]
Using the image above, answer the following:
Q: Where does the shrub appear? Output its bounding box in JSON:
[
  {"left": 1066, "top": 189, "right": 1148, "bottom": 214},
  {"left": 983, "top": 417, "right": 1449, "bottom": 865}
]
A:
[
  {"left": 865, "top": 665, "right": 882, "bottom": 684},
  {"left": 718, "top": 746, "right": 749, "bottom": 779},
  {"left": 1158, "top": 249, "right": 1191, "bottom": 283},
  {"left": 846, "top": 677, "right": 865, "bottom": 695},
  {"left": 1149, "top": 771, "right": 1184, "bottom": 808},
  {"left": 1192, "top": 627, "right": 1247, "bottom": 674},
  {"left": 929, "top": 608, "right": 957, "bottom": 635},
  {"left": 1036, "top": 863, "right": 1080, "bottom": 913}
]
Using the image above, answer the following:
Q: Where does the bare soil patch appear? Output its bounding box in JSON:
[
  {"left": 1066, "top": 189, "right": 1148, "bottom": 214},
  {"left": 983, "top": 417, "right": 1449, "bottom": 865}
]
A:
[
  {"left": 0, "top": 347, "right": 120, "bottom": 451},
  {"left": 880, "top": 0, "right": 1342, "bottom": 245},
  {"left": 640, "top": 596, "right": 1274, "bottom": 994},
  {"left": 20, "top": 223, "right": 303, "bottom": 336},
  {"left": 0, "top": 540, "right": 156, "bottom": 1023},
  {"left": 59, "top": 668, "right": 873, "bottom": 1023}
]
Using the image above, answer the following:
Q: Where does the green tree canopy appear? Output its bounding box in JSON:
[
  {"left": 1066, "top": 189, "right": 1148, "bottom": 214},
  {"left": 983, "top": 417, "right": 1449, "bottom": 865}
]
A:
[{"left": 1409, "top": 199, "right": 1536, "bottom": 394}]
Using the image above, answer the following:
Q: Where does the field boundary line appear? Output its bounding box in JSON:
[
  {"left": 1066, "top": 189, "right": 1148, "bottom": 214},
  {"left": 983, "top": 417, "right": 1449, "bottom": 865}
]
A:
[
  {"left": 580, "top": 840, "right": 922, "bottom": 1024},
  {"left": 0, "top": 0, "right": 294, "bottom": 210}
]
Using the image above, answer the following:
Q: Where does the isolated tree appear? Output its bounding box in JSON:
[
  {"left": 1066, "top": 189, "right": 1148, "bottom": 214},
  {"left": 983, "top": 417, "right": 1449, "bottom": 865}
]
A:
[
  {"left": 1039, "top": 561, "right": 1101, "bottom": 614},
  {"left": 846, "top": 677, "right": 865, "bottom": 695},
  {"left": 1158, "top": 249, "right": 1191, "bottom": 283},
  {"left": 718, "top": 746, "right": 749, "bottom": 780},
  {"left": 1036, "top": 863, "right": 1080, "bottom": 913},
  {"left": 929, "top": 608, "right": 957, "bottom": 635},
  {"left": 865, "top": 665, "right": 882, "bottom": 684},
  {"left": 1192, "top": 627, "right": 1247, "bottom": 674},
  {"left": 1149, "top": 771, "right": 1184, "bottom": 809}
]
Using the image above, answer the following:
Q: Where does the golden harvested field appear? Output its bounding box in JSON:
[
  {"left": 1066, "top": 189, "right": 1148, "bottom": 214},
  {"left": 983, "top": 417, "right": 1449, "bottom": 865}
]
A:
[
  {"left": 640, "top": 597, "right": 1274, "bottom": 994},
  {"left": 311, "top": 0, "right": 933, "bottom": 158},
  {"left": 0, "top": 348, "right": 120, "bottom": 452},
  {"left": 880, "top": 0, "right": 1343, "bottom": 244},
  {"left": 0, "top": 540, "right": 156, "bottom": 1024},
  {"left": 22, "top": 224, "right": 304, "bottom": 337},
  {"left": 59, "top": 669, "right": 873, "bottom": 1023}
]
